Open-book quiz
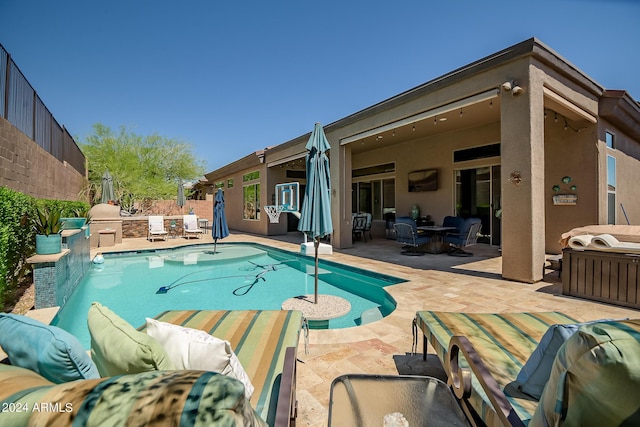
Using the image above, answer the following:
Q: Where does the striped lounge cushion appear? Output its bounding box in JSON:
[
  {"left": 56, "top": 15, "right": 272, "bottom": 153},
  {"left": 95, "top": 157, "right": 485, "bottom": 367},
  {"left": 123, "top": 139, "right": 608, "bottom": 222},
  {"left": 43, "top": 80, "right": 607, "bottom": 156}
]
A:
[
  {"left": 147, "top": 309, "right": 303, "bottom": 425},
  {"left": 0, "top": 364, "right": 265, "bottom": 426},
  {"left": 415, "top": 311, "right": 578, "bottom": 427}
]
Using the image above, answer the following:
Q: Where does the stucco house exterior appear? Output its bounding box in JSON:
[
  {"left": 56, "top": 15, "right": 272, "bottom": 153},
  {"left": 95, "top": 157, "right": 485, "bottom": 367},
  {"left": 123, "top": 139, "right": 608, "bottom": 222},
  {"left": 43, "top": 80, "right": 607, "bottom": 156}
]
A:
[{"left": 205, "top": 38, "right": 640, "bottom": 284}]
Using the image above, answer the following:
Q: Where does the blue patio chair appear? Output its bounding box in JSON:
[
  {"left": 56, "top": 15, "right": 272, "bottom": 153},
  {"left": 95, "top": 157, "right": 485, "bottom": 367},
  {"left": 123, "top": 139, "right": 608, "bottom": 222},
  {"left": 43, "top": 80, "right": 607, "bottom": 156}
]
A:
[
  {"left": 442, "top": 215, "right": 464, "bottom": 232},
  {"left": 393, "top": 217, "right": 430, "bottom": 255},
  {"left": 444, "top": 218, "right": 482, "bottom": 256}
]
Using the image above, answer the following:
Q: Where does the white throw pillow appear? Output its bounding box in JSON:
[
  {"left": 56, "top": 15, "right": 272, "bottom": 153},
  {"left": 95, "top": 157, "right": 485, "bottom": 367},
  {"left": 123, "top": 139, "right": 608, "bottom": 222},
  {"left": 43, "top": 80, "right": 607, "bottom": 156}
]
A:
[{"left": 145, "top": 318, "right": 254, "bottom": 399}]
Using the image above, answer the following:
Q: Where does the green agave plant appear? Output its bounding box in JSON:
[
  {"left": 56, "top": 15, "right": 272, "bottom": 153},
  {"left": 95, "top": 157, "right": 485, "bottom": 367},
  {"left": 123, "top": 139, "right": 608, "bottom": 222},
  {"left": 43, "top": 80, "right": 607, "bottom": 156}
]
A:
[
  {"left": 32, "top": 206, "right": 65, "bottom": 235},
  {"left": 72, "top": 206, "right": 92, "bottom": 222}
]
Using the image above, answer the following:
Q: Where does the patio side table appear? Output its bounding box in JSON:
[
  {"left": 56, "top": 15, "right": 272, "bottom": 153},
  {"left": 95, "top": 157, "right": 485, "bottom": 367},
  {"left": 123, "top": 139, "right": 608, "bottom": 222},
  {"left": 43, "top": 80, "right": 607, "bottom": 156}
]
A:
[{"left": 328, "top": 374, "right": 470, "bottom": 426}]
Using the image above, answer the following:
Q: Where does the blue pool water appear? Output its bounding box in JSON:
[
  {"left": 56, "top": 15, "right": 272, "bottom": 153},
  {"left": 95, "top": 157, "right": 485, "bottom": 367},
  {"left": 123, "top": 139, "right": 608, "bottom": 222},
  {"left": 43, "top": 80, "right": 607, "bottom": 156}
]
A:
[{"left": 52, "top": 243, "right": 403, "bottom": 348}]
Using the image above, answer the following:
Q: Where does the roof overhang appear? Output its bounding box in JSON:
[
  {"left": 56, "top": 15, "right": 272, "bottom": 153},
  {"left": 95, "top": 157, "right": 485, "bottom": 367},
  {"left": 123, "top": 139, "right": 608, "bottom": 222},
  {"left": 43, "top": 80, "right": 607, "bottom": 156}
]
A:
[
  {"left": 543, "top": 87, "right": 597, "bottom": 125},
  {"left": 340, "top": 88, "right": 500, "bottom": 146},
  {"left": 600, "top": 90, "right": 640, "bottom": 139}
]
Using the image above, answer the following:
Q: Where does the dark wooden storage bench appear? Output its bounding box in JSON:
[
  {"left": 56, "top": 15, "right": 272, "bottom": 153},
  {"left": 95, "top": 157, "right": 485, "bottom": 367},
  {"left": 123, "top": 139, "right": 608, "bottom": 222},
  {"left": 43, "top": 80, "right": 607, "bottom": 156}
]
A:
[{"left": 562, "top": 248, "right": 640, "bottom": 309}]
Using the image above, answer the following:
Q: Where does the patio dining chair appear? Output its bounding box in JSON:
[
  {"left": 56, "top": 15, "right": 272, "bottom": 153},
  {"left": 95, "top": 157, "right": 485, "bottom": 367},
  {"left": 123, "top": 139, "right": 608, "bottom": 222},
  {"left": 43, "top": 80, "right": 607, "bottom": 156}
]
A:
[
  {"left": 352, "top": 214, "right": 368, "bottom": 242},
  {"left": 393, "top": 217, "right": 430, "bottom": 255},
  {"left": 444, "top": 218, "right": 482, "bottom": 256}
]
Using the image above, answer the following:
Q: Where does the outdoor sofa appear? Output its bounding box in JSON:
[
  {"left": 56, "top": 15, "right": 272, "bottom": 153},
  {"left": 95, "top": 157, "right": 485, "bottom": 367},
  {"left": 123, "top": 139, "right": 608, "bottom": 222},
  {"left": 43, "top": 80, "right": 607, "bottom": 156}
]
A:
[
  {"left": 0, "top": 308, "right": 303, "bottom": 427},
  {"left": 415, "top": 311, "right": 640, "bottom": 426}
]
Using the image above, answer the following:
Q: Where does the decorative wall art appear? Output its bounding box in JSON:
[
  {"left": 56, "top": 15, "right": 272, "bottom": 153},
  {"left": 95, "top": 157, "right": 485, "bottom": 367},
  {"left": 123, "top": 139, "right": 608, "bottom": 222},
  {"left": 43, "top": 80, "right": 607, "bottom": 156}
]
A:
[{"left": 552, "top": 175, "right": 578, "bottom": 205}]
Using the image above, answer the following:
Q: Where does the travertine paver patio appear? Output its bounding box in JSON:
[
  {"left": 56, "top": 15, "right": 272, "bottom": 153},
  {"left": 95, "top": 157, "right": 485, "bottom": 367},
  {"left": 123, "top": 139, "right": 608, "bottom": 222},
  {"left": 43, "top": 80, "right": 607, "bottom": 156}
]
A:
[{"left": 22, "top": 232, "right": 640, "bottom": 426}]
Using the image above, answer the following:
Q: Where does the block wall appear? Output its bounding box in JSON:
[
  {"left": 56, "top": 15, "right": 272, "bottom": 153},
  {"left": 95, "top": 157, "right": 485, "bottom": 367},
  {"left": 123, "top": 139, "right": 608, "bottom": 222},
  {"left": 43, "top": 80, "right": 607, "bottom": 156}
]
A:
[{"left": 0, "top": 117, "right": 86, "bottom": 200}]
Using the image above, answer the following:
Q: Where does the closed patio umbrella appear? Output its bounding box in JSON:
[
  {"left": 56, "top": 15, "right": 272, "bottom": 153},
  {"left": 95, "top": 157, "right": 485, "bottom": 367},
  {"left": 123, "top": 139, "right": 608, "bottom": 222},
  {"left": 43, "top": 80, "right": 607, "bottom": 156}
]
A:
[
  {"left": 212, "top": 188, "right": 229, "bottom": 254},
  {"left": 101, "top": 170, "right": 115, "bottom": 204},
  {"left": 177, "top": 181, "right": 186, "bottom": 209},
  {"left": 297, "top": 123, "right": 332, "bottom": 304}
]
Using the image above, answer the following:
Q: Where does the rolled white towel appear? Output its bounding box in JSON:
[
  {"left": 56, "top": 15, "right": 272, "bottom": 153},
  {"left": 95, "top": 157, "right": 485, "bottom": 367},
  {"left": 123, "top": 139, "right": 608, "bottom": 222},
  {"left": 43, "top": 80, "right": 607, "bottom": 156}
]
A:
[
  {"left": 590, "top": 234, "right": 640, "bottom": 253},
  {"left": 589, "top": 234, "right": 620, "bottom": 249},
  {"left": 568, "top": 234, "right": 594, "bottom": 249}
]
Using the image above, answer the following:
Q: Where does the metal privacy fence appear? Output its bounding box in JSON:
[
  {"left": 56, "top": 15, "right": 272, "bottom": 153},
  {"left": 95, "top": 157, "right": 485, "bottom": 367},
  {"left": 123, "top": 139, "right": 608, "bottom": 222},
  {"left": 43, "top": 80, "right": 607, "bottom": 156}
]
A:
[{"left": 0, "top": 44, "right": 85, "bottom": 176}]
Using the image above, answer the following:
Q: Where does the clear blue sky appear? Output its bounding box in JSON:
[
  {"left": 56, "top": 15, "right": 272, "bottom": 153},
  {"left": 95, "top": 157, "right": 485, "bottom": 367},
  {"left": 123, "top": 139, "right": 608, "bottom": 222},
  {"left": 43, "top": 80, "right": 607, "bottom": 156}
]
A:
[{"left": 1, "top": 0, "right": 638, "bottom": 173}]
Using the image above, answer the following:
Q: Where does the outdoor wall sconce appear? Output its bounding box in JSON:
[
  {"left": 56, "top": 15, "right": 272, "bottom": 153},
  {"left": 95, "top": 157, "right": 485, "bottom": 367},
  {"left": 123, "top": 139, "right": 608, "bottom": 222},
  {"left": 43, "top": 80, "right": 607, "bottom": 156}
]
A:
[
  {"left": 509, "top": 171, "right": 523, "bottom": 186},
  {"left": 511, "top": 85, "right": 524, "bottom": 95},
  {"left": 502, "top": 80, "right": 524, "bottom": 96}
]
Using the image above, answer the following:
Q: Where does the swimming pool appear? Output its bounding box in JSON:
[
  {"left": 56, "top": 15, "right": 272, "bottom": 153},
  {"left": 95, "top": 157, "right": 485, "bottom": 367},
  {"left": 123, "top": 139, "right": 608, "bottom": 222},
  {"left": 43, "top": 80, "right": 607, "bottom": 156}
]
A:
[{"left": 52, "top": 243, "right": 404, "bottom": 348}]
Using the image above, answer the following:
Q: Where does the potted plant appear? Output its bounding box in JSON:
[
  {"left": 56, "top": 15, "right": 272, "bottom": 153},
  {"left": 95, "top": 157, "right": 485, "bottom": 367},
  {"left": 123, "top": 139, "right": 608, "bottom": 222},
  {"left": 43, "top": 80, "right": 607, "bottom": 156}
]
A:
[
  {"left": 33, "top": 206, "right": 65, "bottom": 255},
  {"left": 60, "top": 206, "right": 90, "bottom": 230},
  {"left": 74, "top": 206, "right": 92, "bottom": 238}
]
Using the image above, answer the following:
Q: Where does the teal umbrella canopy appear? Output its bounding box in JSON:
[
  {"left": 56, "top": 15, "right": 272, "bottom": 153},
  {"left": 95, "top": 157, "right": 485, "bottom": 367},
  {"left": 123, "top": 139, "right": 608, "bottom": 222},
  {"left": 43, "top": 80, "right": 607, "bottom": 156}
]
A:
[
  {"left": 177, "top": 181, "right": 186, "bottom": 208},
  {"left": 100, "top": 170, "right": 115, "bottom": 204},
  {"left": 297, "top": 123, "right": 332, "bottom": 304},
  {"left": 212, "top": 188, "right": 229, "bottom": 253},
  {"left": 298, "top": 123, "right": 332, "bottom": 240}
]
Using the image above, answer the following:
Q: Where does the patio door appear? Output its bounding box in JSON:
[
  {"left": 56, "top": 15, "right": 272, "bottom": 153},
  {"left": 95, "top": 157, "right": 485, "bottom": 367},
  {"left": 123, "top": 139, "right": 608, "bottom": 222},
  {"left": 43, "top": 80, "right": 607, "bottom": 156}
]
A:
[{"left": 454, "top": 165, "right": 501, "bottom": 246}]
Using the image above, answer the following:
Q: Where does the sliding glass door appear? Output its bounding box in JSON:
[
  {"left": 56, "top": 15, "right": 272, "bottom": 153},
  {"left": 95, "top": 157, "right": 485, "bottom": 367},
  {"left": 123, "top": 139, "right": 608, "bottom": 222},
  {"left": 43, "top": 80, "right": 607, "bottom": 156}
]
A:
[
  {"left": 352, "top": 178, "right": 395, "bottom": 220},
  {"left": 454, "top": 165, "right": 501, "bottom": 245}
]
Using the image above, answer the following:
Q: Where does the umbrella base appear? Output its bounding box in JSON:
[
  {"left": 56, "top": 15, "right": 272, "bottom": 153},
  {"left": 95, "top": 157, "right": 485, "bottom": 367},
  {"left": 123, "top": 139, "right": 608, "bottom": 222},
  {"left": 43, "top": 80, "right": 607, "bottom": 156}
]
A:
[
  {"left": 281, "top": 294, "right": 350, "bottom": 321},
  {"left": 300, "top": 242, "right": 333, "bottom": 255}
]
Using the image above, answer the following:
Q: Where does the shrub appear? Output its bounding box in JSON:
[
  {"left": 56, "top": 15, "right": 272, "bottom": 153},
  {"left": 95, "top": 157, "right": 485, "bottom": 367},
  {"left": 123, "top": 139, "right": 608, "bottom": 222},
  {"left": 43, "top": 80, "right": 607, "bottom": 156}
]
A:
[
  {"left": 0, "top": 189, "right": 90, "bottom": 309},
  {"left": 0, "top": 187, "right": 36, "bottom": 307}
]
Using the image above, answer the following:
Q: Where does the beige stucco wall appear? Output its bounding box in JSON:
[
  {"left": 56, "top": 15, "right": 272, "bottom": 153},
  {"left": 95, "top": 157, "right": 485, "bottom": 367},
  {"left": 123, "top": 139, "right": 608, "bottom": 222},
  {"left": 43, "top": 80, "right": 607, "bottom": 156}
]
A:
[
  {"left": 544, "top": 120, "right": 598, "bottom": 253},
  {"left": 0, "top": 117, "right": 86, "bottom": 200},
  {"left": 211, "top": 163, "right": 269, "bottom": 235},
  {"left": 597, "top": 121, "right": 640, "bottom": 226}
]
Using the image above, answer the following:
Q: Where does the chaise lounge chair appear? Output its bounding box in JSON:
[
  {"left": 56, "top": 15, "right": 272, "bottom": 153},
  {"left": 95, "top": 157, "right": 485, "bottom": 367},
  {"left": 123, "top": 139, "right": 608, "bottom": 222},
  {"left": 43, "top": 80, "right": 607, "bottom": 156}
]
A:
[
  {"left": 147, "top": 215, "right": 168, "bottom": 241},
  {"left": 0, "top": 309, "right": 304, "bottom": 427},
  {"left": 414, "top": 311, "right": 640, "bottom": 426},
  {"left": 146, "top": 310, "right": 303, "bottom": 426},
  {"left": 183, "top": 214, "right": 204, "bottom": 239}
]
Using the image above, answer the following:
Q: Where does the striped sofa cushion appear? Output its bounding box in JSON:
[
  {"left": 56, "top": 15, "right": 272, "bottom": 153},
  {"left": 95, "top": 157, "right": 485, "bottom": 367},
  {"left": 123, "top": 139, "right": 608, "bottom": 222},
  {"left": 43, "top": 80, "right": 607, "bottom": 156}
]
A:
[
  {"left": 147, "top": 309, "right": 303, "bottom": 425},
  {"left": 415, "top": 311, "right": 578, "bottom": 426},
  {"left": 531, "top": 319, "right": 640, "bottom": 426},
  {"left": 0, "top": 364, "right": 265, "bottom": 426}
]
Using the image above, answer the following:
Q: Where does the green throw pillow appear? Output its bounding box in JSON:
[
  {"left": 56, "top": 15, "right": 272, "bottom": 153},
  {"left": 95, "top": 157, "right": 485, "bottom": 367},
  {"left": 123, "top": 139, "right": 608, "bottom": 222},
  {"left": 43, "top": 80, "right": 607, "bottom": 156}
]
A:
[
  {"left": 531, "top": 320, "right": 640, "bottom": 426},
  {"left": 87, "top": 302, "right": 174, "bottom": 376},
  {"left": 0, "top": 313, "right": 99, "bottom": 383}
]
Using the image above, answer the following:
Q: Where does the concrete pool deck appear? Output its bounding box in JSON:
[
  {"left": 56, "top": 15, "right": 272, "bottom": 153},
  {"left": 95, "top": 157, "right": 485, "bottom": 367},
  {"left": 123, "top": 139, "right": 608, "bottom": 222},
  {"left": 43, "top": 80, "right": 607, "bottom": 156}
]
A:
[{"left": 13, "top": 231, "right": 640, "bottom": 426}]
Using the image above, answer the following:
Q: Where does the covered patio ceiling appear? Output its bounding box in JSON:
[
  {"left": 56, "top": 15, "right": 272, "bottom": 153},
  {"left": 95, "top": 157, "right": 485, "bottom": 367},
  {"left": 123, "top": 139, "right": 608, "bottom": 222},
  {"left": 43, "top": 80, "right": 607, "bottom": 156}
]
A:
[
  {"left": 344, "top": 90, "right": 502, "bottom": 154},
  {"left": 342, "top": 86, "right": 597, "bottom": 155}
]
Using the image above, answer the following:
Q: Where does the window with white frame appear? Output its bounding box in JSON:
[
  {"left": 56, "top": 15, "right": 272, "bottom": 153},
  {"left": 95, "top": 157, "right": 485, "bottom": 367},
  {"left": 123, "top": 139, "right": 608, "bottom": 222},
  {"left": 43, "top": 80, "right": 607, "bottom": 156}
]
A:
[{"left": 607, "top": 155, "right": 616, "bottom": 224}]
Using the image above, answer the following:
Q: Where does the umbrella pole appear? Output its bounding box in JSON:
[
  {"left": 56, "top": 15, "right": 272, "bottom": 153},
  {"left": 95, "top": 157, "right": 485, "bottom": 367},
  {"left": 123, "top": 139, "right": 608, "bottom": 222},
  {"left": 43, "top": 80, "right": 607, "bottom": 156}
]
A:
[
  {"left": 314, "top": 238, "right": 319, "bottom": 304},
  {"left": 214, "top": 238, "right": 217, "bottom": 254}
]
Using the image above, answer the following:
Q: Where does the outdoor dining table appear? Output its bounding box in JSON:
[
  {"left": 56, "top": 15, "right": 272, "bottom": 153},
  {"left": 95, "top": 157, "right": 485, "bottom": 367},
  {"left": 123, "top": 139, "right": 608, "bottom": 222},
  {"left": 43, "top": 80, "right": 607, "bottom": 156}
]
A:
[{"left": 417, "top": 226, "right": 457, "bottom": 254}]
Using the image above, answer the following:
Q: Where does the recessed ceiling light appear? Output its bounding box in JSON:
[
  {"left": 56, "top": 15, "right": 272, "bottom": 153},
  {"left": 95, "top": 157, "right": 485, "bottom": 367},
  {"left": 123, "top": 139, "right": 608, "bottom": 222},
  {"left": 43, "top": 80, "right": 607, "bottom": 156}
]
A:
[{"left": 439, "top": 117, "right": 448, "bottom": 122}]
